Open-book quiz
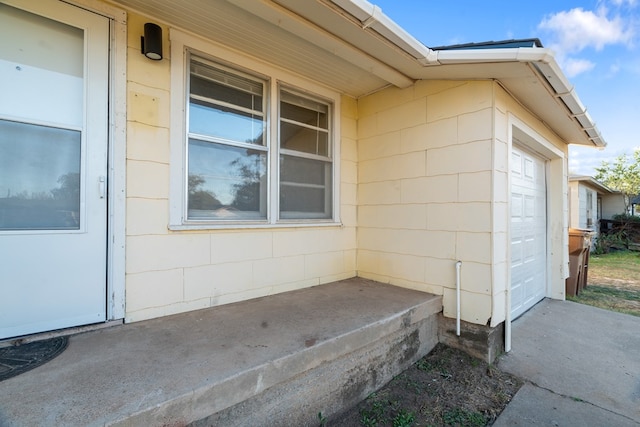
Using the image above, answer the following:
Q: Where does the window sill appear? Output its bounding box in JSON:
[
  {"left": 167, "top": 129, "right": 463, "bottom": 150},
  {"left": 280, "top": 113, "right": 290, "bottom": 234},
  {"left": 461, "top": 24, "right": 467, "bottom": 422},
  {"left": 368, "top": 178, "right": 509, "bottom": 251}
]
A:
[{"left": 168, "top": 220, "right": 343, "bottom": 231}]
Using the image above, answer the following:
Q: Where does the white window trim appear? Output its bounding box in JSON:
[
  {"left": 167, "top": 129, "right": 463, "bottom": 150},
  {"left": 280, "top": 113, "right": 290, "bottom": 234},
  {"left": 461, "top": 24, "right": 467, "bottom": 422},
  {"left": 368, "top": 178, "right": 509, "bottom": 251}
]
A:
[{"left": 169, "top": 30, "right": 341, "bottom": 229}]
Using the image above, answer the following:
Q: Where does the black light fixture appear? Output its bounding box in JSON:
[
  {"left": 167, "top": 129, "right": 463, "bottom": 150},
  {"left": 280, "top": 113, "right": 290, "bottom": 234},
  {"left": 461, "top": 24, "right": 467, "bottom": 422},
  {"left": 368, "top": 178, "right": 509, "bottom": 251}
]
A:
[{"left": 141, "top": 23, "right": 163, "bottom": 60}]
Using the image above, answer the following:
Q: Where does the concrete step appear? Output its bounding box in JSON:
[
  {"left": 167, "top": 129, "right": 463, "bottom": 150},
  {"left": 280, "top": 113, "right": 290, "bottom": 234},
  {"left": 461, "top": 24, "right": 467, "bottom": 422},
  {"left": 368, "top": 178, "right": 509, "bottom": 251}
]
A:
[{"left": 0, "top": 278, "right": 441, "bottom": 426}]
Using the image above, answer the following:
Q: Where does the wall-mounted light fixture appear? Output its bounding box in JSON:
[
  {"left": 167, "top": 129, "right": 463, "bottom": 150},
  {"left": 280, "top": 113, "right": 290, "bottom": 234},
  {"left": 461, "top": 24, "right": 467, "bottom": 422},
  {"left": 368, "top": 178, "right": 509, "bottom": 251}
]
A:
[{"left": 141, "top": 23, "right": 163, "bottom": 60}]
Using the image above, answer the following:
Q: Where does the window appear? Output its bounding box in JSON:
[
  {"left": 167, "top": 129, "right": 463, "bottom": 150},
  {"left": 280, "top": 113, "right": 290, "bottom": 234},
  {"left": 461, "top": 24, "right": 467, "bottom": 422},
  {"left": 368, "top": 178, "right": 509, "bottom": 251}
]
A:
[
  {"left": 187, "top": 58, "right": 267, "bottom": 220},
  {"left": 586, "top": 190, "right": 593, "bottom": 228},
  {"left": 171, "top": 44, "right": 338, "bottom": 228},
  {"left": 279, "top": 89, "right": 332, "bottom": 219}
]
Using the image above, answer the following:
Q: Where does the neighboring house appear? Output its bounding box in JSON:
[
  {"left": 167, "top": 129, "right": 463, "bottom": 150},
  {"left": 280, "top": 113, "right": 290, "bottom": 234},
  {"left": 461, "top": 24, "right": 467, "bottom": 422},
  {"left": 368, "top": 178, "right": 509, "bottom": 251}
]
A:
[
  {"left": 568, "top": 176, "right": 626, "bottom": 237},
  {"left": 1, "top": 0, "right": 606, "bottom": 359},
  {"left": 631, "top": 195, "right": 640, "bottom": 216}
]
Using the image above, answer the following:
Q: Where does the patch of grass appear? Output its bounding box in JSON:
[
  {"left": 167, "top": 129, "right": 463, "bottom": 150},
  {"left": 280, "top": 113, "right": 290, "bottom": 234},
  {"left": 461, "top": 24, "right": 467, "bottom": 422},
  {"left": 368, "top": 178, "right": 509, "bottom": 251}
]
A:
[
  {"left": 589, "top": 251, "right": 640, "bottom": 282},
  {"left": 568, "top": 251, "right": 640, "bottom": 316},
  {"left": 359, "top": 397, "right": 388, "bottom": 426},
  {"left": 392, "top": 409, "right": 415, "bottom": 427},
  {"left": 442, "top": 407, "right": 486, "bottom": 427},
  {"left": 318, "top": 412, "right": 327, "bottom": 426},
  {"left": 568, "top": 285, "right": 640, "bottom": 317}
]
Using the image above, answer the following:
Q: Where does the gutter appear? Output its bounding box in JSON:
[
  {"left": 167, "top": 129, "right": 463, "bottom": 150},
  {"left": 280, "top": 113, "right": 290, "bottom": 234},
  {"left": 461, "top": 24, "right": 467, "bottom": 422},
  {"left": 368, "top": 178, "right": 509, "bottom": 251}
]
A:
[
  {"left": 328, "top": 0, "right": 606, "bottom": 148},
  {"left": 531, "top": 60, "right": 606, "bottom": 147},
  {"left": 329, "top": 0, "right": 439, "bottom": 65}
]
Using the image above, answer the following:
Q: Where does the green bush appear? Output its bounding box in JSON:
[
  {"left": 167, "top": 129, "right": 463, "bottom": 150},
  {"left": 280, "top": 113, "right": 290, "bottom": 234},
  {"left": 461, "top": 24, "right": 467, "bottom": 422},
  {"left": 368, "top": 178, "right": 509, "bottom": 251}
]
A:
[
  {"left": 612, "top": 213, "right": 640, "bottom": 223},
  {"left": 593, "top": 231, "right": 628, "bottom": 255}
]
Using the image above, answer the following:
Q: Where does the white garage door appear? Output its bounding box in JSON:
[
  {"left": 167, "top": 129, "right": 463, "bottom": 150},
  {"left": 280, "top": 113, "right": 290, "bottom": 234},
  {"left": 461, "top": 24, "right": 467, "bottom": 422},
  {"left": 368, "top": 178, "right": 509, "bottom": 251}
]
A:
[{"left": 511, "top": 146, "right": 547, "bottom": 319}]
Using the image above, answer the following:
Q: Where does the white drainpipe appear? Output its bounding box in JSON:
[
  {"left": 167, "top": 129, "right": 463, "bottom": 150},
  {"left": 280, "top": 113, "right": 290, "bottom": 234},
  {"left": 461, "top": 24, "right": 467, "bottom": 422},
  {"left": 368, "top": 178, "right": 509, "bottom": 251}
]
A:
[
  {"left": 455, "top": 261, "right": 462, "bottom": 336},
  {"left": 505, "top": 287, "right": 512, "bottom": 352}
]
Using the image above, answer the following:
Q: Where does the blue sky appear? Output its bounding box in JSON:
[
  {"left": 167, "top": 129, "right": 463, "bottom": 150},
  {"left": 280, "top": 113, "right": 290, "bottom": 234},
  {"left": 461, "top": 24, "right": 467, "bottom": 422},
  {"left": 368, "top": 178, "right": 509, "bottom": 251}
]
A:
[{"left": 373, "top": 0, "right": 640, "bottom": 176}]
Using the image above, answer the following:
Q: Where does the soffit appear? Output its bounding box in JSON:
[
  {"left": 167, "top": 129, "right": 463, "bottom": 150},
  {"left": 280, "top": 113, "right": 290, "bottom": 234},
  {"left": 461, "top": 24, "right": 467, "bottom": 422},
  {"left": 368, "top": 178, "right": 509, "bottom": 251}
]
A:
[{"left": 110, "top": 0, "right": 396, "bottom": 96}]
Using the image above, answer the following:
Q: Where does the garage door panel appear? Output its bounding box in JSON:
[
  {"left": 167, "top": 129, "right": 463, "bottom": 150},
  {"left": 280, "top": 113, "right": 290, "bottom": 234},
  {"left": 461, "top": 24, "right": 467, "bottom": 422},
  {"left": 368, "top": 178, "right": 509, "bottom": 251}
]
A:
[
  {"left": 512, "top": 152, "right": 522, "bottom": 175},
  {"left": 511, "top": 146, "right": 547, "bottom": 319},
  {"left": 511, "top": 193, "right": 523, "bottom": 218},
  {"left": 511, "top": 239, "right": 523, "bottom": 266}
]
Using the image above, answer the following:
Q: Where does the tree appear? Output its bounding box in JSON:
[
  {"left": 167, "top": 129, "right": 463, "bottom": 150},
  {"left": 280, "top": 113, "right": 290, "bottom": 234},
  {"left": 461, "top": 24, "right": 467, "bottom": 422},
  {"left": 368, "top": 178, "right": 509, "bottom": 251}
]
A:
[
  {"left": 188, "top": 174, "right": 222, "bottom": 211},
  {"left": 594, "top": 149, "right": 640, "bottom": 212}
]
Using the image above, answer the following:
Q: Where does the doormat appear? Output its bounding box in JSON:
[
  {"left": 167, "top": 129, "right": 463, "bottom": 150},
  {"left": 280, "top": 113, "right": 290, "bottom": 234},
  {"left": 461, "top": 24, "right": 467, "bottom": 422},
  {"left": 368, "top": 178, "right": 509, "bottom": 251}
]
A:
[{"left": 0, "top": 337, "right": 68, "bottom": 382}]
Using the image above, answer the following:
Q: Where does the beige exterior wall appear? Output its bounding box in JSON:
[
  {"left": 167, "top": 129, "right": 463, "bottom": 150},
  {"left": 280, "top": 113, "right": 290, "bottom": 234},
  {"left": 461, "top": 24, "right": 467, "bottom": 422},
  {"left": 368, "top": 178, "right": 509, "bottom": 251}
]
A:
[
  {"left": 357, "top": 80, "right": 569, "bottom": 327},
  {"left": 495, "top": 84, "right": 569, "bottom": 303},
  {"left": 107, "top": 8, "right": 571, "bottom": 327},
  {"left": 601, "top": 193, "right": 627, "bottom": 219},
  {"left": 357, "top": 81, "right": 496, "bottom": 326},
  {"left": 123, "top": 14, "right": 356, "bottom": 322}
]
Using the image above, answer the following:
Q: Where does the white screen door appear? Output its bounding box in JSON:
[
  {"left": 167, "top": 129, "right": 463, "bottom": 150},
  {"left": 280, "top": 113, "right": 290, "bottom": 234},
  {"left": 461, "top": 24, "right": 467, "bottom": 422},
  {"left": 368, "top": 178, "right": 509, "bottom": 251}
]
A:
[{"left": 0, "top": 1, "right": 109, "bottom": 339}]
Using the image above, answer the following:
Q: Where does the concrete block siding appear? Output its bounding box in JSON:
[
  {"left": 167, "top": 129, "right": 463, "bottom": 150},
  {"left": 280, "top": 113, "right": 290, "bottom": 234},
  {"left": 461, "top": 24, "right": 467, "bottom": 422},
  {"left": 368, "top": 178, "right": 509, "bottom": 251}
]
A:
[
  {"left": 120, "top": 8, "right": 569, "bottom": 329},
  {"left": 357, "top": 80, "right": 569, "bottom": 328},
  {"left": 357, "top": 80, "right": 498, "bottom": 326},
  {"left": 123, "top": 12, "right": 357, "bottom": 323}
]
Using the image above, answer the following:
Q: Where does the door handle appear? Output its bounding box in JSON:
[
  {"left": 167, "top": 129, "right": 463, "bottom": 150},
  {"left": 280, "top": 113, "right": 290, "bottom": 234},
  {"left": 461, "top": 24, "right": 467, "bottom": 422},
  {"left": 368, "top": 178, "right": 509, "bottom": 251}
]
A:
[{"left": 99, "top": 176, "right": 106, "bottom": 199}]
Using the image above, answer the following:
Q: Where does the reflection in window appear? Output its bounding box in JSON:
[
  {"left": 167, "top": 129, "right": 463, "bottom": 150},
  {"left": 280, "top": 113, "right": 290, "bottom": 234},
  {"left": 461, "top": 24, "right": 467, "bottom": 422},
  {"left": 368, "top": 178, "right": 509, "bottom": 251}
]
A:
[
  {"left": 183, "top": 54, "right": 334, "bottom": 223},
  {"left": 0, "top": 119, "right": 81, "bottom": 230},
  {"left": 187, "top": 56, "right": 268, "bottom": 221},
  {"left": 188, "top": 140, "right": 267, "bottom": 220},
  {"left": 189, "top": 59, "right": 264, "bottom": 145}
]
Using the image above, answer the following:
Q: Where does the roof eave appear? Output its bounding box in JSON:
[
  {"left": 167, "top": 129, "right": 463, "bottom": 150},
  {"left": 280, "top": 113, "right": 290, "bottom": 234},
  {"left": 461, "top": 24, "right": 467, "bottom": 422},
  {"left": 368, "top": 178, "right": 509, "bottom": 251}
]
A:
[
  {"left": 320, "top": 1, "right": 606, "bottom": 148},
  {"left": 431, "top": 48, "right": 606, "bottom": 148},
  {"left": 569, "top": 176, "right": 618, "bottom": 193}
]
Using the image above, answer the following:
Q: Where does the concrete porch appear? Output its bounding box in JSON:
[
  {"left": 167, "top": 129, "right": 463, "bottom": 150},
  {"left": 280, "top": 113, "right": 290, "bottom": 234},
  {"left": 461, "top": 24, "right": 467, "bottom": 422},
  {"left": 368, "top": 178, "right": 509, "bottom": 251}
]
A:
[{"left": 0, "top": 278, "right": 442, "bottom": 426}]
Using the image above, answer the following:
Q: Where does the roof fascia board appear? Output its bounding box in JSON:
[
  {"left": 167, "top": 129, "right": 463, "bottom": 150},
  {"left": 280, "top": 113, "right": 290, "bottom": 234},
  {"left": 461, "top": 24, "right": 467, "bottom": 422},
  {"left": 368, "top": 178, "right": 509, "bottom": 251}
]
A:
[
  {"left": 569, "top": 176, "right": 617, "bottom": 193},
  {"left": 227, "top": 0, "right": 414, "bottom": 88},
  {"left": 434, "top": 47, "right": 556, "bottom": 65},
  {"left": 329, "top": 0, "right": 438, "bottom": 65}
]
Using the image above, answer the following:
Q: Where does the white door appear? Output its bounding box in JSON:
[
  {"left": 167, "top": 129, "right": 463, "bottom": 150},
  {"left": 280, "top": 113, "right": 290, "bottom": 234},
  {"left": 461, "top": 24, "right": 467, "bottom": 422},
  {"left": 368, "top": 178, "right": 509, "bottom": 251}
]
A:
[
  {"left": 510, "top": 146, "right": 547, "bottom": 319},
  {"left": 0, "top": 1, "right": 109, "bottom": 339}
]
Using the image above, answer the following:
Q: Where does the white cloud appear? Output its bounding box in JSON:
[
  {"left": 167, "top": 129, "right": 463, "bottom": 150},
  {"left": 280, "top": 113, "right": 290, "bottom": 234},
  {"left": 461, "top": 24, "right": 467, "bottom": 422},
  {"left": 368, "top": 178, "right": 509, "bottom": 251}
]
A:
[
  {"left": 537, "top": 5, "right": 636, "bottom": 77},
  {"left": 564, "top": 58, "right": 596, "bottom": 77},
  {"left": 606, "top": 0, "right": 638, "bottom": 7},
  {"left": 538, "top": 7, "right": 634, "bottom": 55}
]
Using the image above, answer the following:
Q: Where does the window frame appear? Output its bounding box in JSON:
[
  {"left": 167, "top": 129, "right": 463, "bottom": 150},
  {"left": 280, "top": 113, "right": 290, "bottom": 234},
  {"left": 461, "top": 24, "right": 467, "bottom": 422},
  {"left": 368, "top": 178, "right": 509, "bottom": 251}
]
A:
[
  {"left": 169, "top": 30, "right": 341, "bottom": 229},
  {"left": 278, "top": 85, "right": 333, "bottom": 221}
]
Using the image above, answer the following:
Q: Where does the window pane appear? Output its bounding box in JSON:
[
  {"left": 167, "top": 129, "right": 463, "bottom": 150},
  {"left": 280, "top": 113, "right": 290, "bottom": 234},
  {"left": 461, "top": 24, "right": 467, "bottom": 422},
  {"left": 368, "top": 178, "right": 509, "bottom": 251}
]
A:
[
  {"left": 189, "top": 99, "right": 264, "bottom": 145},
  {"left": 0, "top": 119, "right": 80, "bottom": 230},
  {"left": 280, "top": 122, "right": 328, "bottom": 156},
  {"left": 280, "top": 155, "right": 331, "bottom": 219},
  {"left": 188, "top": 139, "right": 267, "bottom": 220},
  {"left": 191, "top": 73, "right": 262, "bottom": 112},
  {"left": 189, "top": 59, "right": 265, "bottom": 146},
  {"left": 281, "top": 90, "right": 328, "bottom": 126},
  {"left": 281, "top": 99, "right": 327, "bottom": 128},
  {"left": 191, "top": 61, "right": 263, "bottom": 103}
]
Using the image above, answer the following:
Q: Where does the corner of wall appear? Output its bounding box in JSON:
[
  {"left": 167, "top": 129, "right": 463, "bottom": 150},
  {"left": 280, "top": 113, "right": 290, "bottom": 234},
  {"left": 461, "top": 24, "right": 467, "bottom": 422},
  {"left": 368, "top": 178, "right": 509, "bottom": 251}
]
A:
[{"left": 437, "top": 314, "right": 505, "bottom": 363}]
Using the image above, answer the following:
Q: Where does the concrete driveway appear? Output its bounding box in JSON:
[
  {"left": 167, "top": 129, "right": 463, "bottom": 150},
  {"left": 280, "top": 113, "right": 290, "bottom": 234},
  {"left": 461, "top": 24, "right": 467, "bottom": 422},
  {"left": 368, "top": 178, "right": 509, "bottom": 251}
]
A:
[{"left": 494, "top": 299, "right": 640, "bottom": 426}]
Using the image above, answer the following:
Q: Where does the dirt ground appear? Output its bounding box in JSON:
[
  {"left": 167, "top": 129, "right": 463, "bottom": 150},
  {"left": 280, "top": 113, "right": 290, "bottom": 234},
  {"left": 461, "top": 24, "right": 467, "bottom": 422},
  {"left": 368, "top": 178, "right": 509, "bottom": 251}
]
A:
[{"left": 330, "top": 343, "right": 523, "bottom": 427}]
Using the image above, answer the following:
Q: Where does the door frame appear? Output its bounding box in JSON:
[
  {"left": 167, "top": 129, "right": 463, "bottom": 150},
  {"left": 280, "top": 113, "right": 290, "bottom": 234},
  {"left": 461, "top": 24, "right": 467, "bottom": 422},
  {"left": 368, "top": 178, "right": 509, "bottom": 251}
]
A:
[
  {"left": 3, "top": 0, "right": 128, "bottom": 324},
  {"left": 506, "top": 114, "right": 568, "bottom": 351}
]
